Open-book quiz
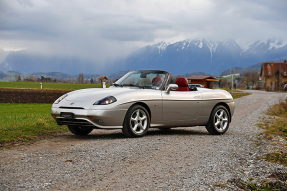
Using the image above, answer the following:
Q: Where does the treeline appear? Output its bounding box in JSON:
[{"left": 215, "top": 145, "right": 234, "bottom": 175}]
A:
[{"left": 219, "top": 70, "right": 261, "bottom": 89}]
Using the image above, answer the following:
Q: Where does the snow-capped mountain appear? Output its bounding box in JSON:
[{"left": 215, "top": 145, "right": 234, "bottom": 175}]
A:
[{"left": 123, "top": 38, "right": 287, "bottom": 75}]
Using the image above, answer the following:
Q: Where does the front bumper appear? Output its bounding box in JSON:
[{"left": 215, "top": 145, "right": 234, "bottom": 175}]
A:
[{"left": 51, "top": 107, "right": 127, "bottom": 129}]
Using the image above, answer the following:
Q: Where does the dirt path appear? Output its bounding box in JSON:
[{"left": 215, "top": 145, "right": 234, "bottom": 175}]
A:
[{"left": 0, "top": 90, "right": 286, "bottom": 190}]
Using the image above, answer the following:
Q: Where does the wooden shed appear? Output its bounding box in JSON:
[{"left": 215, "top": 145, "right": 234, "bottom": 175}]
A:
[{"left": 187, "top": 76, "right": 218, "bottom": 89}]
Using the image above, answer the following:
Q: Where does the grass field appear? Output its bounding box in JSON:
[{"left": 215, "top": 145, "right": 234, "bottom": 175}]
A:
[
  {"left": 0, "top": 81, "right": 107, "bottom": 90},
  {"left": 0, "top": 103, "right": 68, "bottom": 148}
]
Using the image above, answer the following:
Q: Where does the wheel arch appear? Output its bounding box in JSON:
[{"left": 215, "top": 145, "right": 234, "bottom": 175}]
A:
[
  {"left": 128, "top": 102, "right": 151, "bottom": 120},
  {"left": 212, "top": 102, "right": 232, "bottom": 122}
]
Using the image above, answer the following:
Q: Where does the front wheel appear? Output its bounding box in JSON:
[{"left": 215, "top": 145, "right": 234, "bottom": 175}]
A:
[
  {"left": 122, "top": 105, "right": 150, "bottom": 137},
  {"left": 68, "top": 126, "right": 93, "bottom": 135},
  {"left": 205, "top": 105, "right": 230, "bottom": 135}
]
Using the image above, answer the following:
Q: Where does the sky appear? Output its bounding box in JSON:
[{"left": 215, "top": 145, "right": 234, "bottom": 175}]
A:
[{"left": 0, "top": 0, "right": 287, "bottom": 68}]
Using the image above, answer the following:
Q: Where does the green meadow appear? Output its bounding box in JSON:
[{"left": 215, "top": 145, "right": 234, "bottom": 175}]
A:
[
  {"left": 0, "top": 103, "right": 68, "bottom": 147},
  {"left": 0, "top": 82, "right": 111, "bottom": 148}
]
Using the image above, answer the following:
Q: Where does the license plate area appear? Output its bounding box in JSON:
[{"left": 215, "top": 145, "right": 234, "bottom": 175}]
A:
[{"left": 60, "top": 112, "right": 74, "bottom": 119}]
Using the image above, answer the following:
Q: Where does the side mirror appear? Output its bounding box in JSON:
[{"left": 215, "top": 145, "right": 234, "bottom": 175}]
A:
[{"left": 166, "top": 84, "right": 178, "bottom": 93}]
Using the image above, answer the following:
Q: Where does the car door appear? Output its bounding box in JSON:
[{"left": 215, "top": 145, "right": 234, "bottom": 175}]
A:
[{"left": 162, "top": 90, "right": 202, "bottom": 123}]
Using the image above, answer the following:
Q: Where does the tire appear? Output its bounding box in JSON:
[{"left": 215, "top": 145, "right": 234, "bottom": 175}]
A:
[
  {"left": 205, "top": 105, "right": 230, "bottom": 135},
  {"left": 68, "top": 126, "right": 93, "bottom": 135},
  {"left": 122, "top": 105, "right": 150, "bottom": 137}
]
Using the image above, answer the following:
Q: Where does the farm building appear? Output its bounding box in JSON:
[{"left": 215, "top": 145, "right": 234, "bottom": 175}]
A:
[
  {"left": 187, "top": 76, "right": 218, "bottom": 89},
  {"left": 260, "top": 61, "right": 287, "bottom": 91}
]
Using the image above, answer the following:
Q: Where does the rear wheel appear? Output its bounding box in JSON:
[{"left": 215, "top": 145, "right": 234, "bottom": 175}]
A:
[
  {"left": 68, "top": 126, "right": 93, "bottom": 135},
  {"left": 205, "top": 105, "right": 230, "bottom": 135},
  {"left": 122, "top": 105, "right": 150, "bottom": 137}
]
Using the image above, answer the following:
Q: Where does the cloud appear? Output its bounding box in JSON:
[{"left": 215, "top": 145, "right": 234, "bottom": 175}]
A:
[{"left": 0, "top": 0, "right": 286, "bottom": 69}]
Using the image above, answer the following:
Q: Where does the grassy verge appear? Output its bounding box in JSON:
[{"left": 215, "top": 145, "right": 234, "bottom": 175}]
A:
[
  {"left": 220, "top": 88, "right": 251, "bottom": 99},
  {"left": 0, "top": 81, "right": 107, "bottom": 90},
  {"left": 228, "top": 172, "right": 287, "bottom": 190},
  {"left": 240, "top": 97, "right": 287, "bottom": 190},
  {"left": 231, "top": 92, "right": 251, "bottom": 99},
  {"left": 0, "top": 103, "right": 68, "bottom": 148},
  {"left": 215, "top": 97, "right": 287, "bottom": 190},
  {"left": 260, "top": 97, "right": 287, "bottom": 165}
]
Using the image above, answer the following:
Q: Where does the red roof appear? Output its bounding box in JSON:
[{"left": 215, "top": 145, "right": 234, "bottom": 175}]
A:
[
  {"left": 262, "top": 62, "right": 287, "bottom": 77},
  {"left": 187, "top": 76, "right": 218, "bottom": 81},
  {"left": 100, "top": 76, "right": 108, "bottom": 80}
]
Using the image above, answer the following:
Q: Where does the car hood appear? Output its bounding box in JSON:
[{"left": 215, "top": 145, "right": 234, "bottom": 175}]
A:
[{"left": 65, "top": 87, "right": 134, "bottom": 102}]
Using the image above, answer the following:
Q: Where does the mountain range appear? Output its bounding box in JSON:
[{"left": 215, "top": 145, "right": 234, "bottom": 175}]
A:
[
  {"left": 122, "top": 39, "right": 287, "bottom": 75},
  {"left": 0, "top": 38, "right": 287, "bottom": 76}
]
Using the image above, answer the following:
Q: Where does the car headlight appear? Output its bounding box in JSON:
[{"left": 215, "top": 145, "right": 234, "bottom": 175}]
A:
[
  {"left": 94, "top": 96, "right": 117, "bottom": 105},
  {"left": 54, "top": 94, "right": 68, "bottom": 104}
]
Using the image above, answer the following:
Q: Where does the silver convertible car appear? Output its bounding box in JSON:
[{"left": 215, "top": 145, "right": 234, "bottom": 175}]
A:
[{"left": 51, "top": 70, "right": 235, "bottom": 137}]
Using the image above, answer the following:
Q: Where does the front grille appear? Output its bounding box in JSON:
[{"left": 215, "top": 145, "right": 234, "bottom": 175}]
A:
[
  {"left": 59, "top": 106, "right": 84, "bottom": 109},
  {"left": 56, "top": 118, "right": 94, "bottom": 127}
]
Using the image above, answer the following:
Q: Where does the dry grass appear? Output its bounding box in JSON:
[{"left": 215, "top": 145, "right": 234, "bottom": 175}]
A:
[
  {"left": 264, "top": 98, "right": 287, "bottom": 139},
  {"left": 237, "top": 97, "right": 287, "bottom": 190},
  {"left": 228, "top": 173, "right": 287, "bottom": 190},
  {"left": 260, "top": 98, "right": 287, "bottom": 167}
]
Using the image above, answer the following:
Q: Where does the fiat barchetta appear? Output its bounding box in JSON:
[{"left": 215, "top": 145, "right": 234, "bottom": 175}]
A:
[{"left": 51, "top": 70, "right": 235, "bottom": 137}]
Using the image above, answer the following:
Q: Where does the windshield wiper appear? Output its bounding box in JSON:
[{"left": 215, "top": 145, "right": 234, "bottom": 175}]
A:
[
  {"left": 122, "top": 84, "right": 145, "bottom": 89},
  {"left": 112, "top": 83, "right": 123, "bottom": 87}
]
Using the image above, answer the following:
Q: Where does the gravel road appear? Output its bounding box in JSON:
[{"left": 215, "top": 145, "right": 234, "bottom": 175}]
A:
[{"left": 1, "top": 90, "right": 286, "bottom": 191}]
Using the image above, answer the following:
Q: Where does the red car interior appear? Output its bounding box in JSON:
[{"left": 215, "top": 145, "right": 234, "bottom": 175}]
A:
[{"left": 175, "top": 77, "right": 189, "bottom": 91}]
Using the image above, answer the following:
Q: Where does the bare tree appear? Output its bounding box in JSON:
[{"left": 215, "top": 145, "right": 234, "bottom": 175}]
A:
[
  {"left": 67, "top": 77, "right": 74, "bottom": 83},
  {"left": 241, "top": 71, "right": 250, "bottom": 89},
  {"left": 15, "top": 74, "right": 21, "bottom": 82},
  {"left": 220, "top": 78, "right": 228, "bottom": 88},
  {"left": 78, "top": 73, "right": 84, "bottom": 84},
  {"left": 250, "top": 70, "right": 259, "bottom": 87},
  {"left": 241, "top": 70, "right": 259, "bottom": 89}
]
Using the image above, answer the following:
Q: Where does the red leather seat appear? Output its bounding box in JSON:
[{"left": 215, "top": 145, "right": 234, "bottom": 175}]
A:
[
  {"left": 176, "top": 77, "right": 189, "bottom": 91},
  {"left": 152, "top": 77, "right": 163, "bottom": 86}
]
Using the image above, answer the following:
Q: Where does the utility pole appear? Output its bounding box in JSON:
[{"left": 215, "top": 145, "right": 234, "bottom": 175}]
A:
[
  {"left": 230, "top": 69, "right": 235, "bottom": 94},
  {"left": 279, "top": 62, "right": 281, "bottom": 91},
  {"left": 279, "top": 58, "right": 282, "bottom": 91}
]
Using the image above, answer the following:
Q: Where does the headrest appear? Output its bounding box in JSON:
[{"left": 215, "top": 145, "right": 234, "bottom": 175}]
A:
[
  {"left": 152, "top": 77, "right": 163, "bottom": 85},
  {"left": 176, "top": 77, "right": 188, "bottom": 87}
]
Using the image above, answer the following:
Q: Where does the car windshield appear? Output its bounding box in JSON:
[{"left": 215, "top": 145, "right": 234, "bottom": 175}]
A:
[{"left": 113, "top": 71, "right": 167, "bottom": 90}]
